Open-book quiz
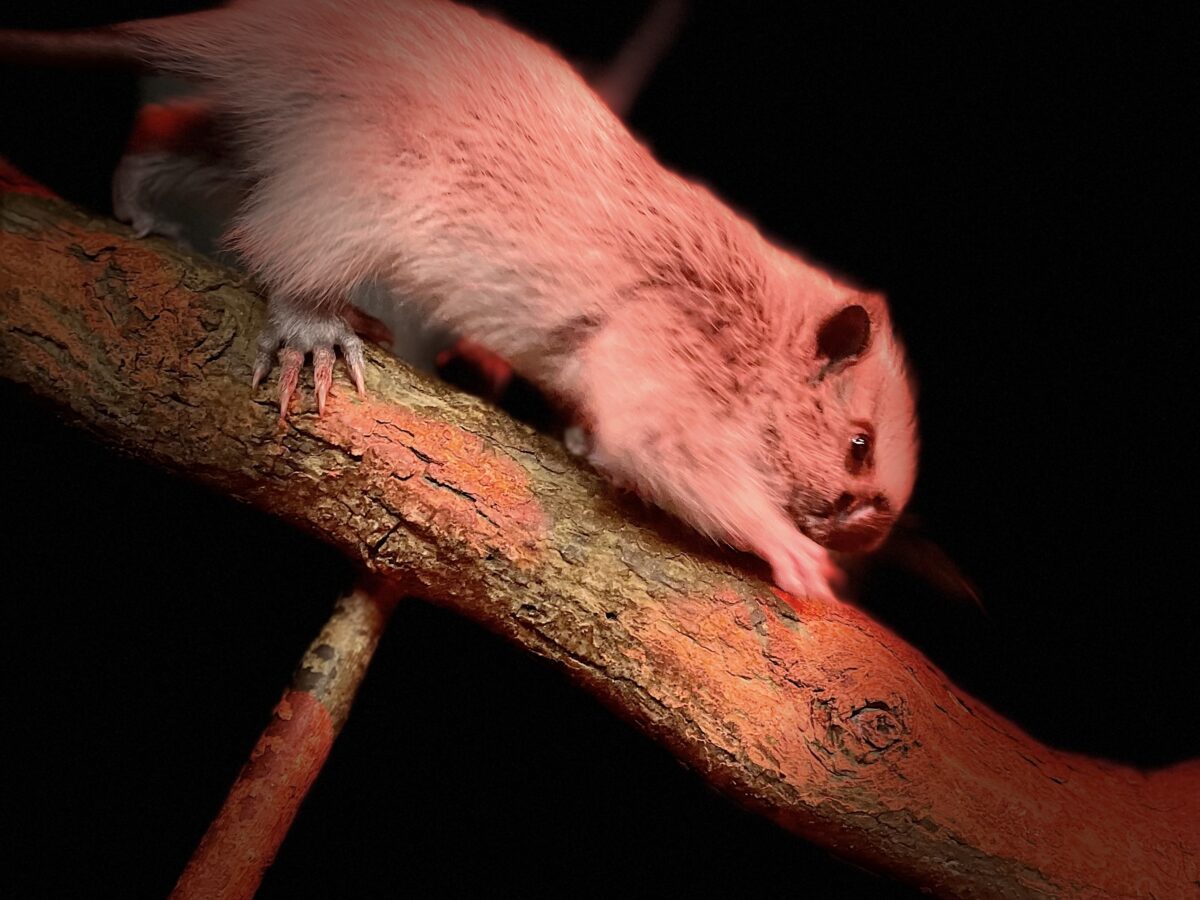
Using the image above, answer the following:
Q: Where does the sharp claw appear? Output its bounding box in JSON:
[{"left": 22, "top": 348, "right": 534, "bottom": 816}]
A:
[
  {"left": 351, "top": 364, "right": 366, "bottom": 397},
  {"left": 252, "top": 324, "right": 281, "bottom": 390},
  {"left": 341, "top": 339, "right": 367, "bottom": 397},
  {"left": 251, "top": 357, "right": 271, "bottom": 390},
  {"left": 313, "top": 346, "right": 335, "bottom": 417},
  {"left": 250, "top": 306, "right": 375, "bottom": 419},
  {"left": 277, "top": 347, "right": 304, "bottom": 422}
]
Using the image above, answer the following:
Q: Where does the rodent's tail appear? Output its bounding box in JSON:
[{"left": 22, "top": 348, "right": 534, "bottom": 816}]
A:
[
  {"left": 0, "top": 26, "right": 147, "bottom": 69},
  {"left": 0, "top": 10, "right": 230, "bottom": 72}
]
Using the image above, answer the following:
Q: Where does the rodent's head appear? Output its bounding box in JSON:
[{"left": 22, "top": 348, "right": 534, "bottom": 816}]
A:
[{"left": 767, "top": 290, "right": 918, "bottom": 554}]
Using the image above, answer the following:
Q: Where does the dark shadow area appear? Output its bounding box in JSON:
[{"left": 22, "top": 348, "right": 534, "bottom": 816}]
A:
[{"left": 2, "top": 1, "right": 1195, "bottom": 896}]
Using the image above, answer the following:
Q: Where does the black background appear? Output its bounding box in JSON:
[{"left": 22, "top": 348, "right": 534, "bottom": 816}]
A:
[{"left": 2, "top": 2, "right": 1196, "bottom": 897}]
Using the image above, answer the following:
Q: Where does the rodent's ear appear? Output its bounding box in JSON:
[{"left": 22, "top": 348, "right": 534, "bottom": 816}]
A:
[{"left": 816, "top": 303, "right": 871, "bottom": 364}]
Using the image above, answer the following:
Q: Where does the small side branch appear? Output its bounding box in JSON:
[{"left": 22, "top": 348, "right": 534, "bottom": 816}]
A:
[{"left": 170, "top": 582, "right": 401, "bottom": 900}]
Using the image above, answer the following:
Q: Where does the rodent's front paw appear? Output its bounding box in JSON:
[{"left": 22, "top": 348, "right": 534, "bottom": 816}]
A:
[{"left": 763, "top": 536, "right": 838, "bottom": 603}]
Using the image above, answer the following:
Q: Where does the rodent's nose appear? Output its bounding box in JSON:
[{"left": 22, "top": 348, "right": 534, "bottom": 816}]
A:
[{"left": 824, "top": 494, "right": 895, "bottom": 552}]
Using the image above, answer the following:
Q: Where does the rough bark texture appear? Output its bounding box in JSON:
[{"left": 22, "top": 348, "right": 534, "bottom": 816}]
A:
[{"left": 2, "top": 164, "right": 1197, "bottom": 899}]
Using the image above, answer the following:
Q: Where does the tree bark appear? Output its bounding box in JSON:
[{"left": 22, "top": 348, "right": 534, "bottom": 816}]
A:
[
  {"left": 170, "top": 582, "right": 402, "bottom": 900},
  {"left": 2, "top": 162, "right": 1197, "bottom": 899}
]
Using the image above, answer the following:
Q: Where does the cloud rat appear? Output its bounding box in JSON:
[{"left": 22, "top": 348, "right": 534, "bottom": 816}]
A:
[{"left": 0, "top": 0, "right": 919, "bottom": 599}]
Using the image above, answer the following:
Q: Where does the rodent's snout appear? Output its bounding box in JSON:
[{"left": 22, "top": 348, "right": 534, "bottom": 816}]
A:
[
  {"left": 825, "top": 493, "right": 895, "bottom": 552},
  {"left": 793, "top": 491, "right": 896, "bottom": 553}
]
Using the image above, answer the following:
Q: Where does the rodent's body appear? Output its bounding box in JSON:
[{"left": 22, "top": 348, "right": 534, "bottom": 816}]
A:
[
  {"left": 134, "top": 1, "right": 752, "bottom": 389},
  {"left": 1, "top": 0, "right": 920, "bottom": 598}
]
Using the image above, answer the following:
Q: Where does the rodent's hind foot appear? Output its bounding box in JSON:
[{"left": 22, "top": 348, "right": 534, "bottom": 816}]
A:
[
  {"left": 435, "top": 338, "right": 514, "bottom": 401},
  {"left": 342, "top": 305, "right": 395, "bottom": 350},
  {"left": 251, "top": 312, "right": 367, "bottom": 422}
]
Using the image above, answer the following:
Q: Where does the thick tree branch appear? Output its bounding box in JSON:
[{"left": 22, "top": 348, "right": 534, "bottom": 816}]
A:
[{"left": 2, "top": 163, "right": 1197, "bottom": 898}]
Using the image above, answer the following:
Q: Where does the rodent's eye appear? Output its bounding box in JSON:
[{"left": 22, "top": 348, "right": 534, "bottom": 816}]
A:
[{"left": 847, "top": 431, "right": 873, "bottom": 472}]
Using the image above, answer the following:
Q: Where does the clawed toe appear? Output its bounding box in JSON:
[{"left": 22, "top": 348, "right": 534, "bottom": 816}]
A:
[
  {"left": 340, "top": 332, "right": 367, "bottom": 398},
  {"left": 251, "top": 320, "right": 284, "bottom": 390},
  {"left": 312, "top": 345, "right": 335, "bottom": 416},
  {"left": 276, "top": 347, "right": 304, "bottom": 422}
]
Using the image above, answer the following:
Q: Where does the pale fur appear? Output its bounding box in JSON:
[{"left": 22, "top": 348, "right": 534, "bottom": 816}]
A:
[{"left": 105, "top": 0, "right": 920, "bottom": 597}]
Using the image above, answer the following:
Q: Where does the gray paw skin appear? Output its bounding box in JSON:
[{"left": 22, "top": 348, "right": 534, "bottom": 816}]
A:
[{"left": 251, "top": 313, "right": 367, "bottom": 421}]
